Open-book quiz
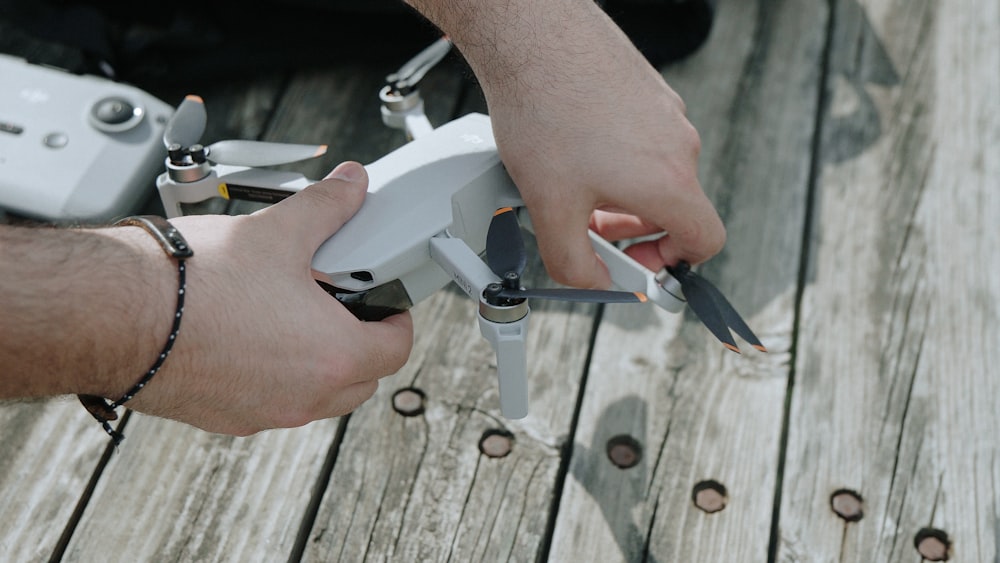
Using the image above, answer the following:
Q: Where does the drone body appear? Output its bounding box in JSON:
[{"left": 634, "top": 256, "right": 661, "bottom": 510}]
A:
[
  {"left": 155, "top": 39, "right": 764, "bottom": 419},
  {"left": 311, "top": 113, "right": 520, "bottom": 308}
]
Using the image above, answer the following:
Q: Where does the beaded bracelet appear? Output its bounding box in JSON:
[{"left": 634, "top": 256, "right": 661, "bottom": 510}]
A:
[{"left": 78, "top": 216, "right": 193, "bottom": 446}]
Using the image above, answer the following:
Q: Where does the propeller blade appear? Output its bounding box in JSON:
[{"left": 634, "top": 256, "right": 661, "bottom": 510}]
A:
[
  {"left": 486, "top": 207, "right": 527, "bottom": 278},
  {"left": 388, "top": 36, "right": 453, "bottom": 91},
  {"left": 670, "top": 262, "right": 740, "bottom": 353},
  {"left": 498, "top": 287, "right": 647, "bottom": 304},
  {"left": 163, "top": 95, "right": 207, "bottom": 149},
  {"left": 689, "top": 273, "right": 767, "bottom": 352},
  {"left": 206, "top": 140, "right": 328, "bottom": 167}
]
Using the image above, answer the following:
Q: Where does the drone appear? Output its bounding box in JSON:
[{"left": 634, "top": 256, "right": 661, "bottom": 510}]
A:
[{"left": 155, "top": 38, "right": 766, "bottom": 419}]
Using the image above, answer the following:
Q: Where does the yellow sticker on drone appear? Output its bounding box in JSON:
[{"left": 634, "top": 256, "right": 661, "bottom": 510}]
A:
[{"left": 218, "top": 183, "right": 230, "bottom": 199}]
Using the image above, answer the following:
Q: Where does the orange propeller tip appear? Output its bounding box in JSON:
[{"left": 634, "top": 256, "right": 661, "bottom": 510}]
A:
[
  {"left": 316, "top": 145, "right": 328, "bottom": 156},
  {"left": 494, "top": 207, "right": 514, "bottom": 216},
  {"left": 184, "top": 94, "right": 204, "bottom": 103},
  {"left": 724, "top": 343, "right": 741, "bottom": 354},
  {"left": 635, "top": 292, "right": 648, "bottom": 303},
  {"left": 753, "top": 344, "right": 768, "bottom": 353}
]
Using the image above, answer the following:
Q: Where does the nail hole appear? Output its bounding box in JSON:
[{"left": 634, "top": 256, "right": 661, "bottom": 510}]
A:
[
  {"left": 605, "top": 435, "right": 642, "bottom": 469},
  {"left": 692, "top": 480, "right": 728, "bottom": 513},
  {"left": 391, "top": 387, "right": 426, "bottom": 417},
  {"left": 479, "top": 429, "right": 514, "bottom": 458},
  {"left": 914, "top": 528, "right": 951, "bottom": 561},
  {"left": 830, "top": 489, "right": 864, "bottom": 522}
]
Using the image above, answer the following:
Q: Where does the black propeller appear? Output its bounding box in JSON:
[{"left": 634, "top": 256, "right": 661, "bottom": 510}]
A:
[
  {"left": 484, "top": 208, "right": 647, "bottom": 306},
  {"left": 666, "top": 261, "right": 767, "bottom": 354}
]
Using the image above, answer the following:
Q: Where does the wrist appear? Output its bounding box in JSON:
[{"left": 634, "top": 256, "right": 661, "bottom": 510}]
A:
[
  {"left": 88, "top": 219, "right": 188, "bottom": 400},
  {"left": 0, "top": 222, "right": 177, "bottom": 399}
]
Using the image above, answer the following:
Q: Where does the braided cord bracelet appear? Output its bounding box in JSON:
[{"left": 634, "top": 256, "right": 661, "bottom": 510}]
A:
[{"left": 78, "top": 216, "right": 193, "bottom": 446}]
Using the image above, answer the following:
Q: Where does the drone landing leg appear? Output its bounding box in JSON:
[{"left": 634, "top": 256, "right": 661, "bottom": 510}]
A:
[
  {"left": 428, "top": 236, "right": 533, "bottom": 419},
  {"left": 478, "top": 311, "right": 530, "bottom": 419}
]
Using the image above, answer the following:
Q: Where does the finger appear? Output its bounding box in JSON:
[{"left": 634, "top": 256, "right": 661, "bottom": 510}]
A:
[
  {"left": 256, "top": 161, "right": 369, "bottom": 253},
  {"left": 590, "top": 210, "right": 662, "bottom": 242},
  {"left": 622, "top": 190, "right": 725, "bottom": 267},
  {"left": 528, "top": 205, "right": 614, "bottom": 289},
  {"left": 345, "top": 311, "right": 414, "bottom": 384},
  {"left": 621, "top": 227, "right": 722, "bottom": 273}
]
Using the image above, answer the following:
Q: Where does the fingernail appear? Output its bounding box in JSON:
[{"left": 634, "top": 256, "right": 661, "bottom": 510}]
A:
[{"left": 326, "top": 161, "right": 365, "bottom": 183}]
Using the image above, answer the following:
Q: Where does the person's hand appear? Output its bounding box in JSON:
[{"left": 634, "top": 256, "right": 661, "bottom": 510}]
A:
[
  {"left": 127, "top": 161, "right": 413, "bottom": 435},
  {"left": 483, "top": 9, "right": 725, "bottom": 289},
  {"left": 406, "top": 0, "right": 725, "bottom": 289}
]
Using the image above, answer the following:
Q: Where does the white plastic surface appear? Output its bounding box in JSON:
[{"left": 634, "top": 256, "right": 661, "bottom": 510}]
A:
[{"left": 0, "top": 54, "right": 173, "bottom": 222}]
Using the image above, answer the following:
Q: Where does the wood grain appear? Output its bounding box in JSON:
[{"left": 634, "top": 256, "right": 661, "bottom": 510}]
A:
[
  {"left": 0, "top": 401, "right": 107, "bottom": 562},
  {"left": 548, "top": 0, "right": 829, "bottom": 560},
  {"left": 777, "top": 0, "right": 1000, "bottom": 561}
]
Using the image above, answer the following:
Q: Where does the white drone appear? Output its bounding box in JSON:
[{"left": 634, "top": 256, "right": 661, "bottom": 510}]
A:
[{"left": 155, "top": 39, "right": 765, "bottom": 419}]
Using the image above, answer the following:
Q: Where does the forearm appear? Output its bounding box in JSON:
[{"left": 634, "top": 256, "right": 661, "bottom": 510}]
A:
[
  {"left": 404, "top": 0, "right": 632, "bottom": 105},
  {"left": 0, "top": 224, "right": 175, "bottom": 399}
]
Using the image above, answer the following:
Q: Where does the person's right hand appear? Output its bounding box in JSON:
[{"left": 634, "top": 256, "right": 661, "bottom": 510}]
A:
[{"left": 405, "top": 0, "right": 725, "bottom": 290}]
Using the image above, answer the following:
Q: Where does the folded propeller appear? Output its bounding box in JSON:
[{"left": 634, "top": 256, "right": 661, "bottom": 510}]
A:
[
  {"left": 484, "top": 208, "right": 647, "bottom": 306},
  {"left": 667, "top": 261, "right": 767, "bottom": 354},
  {"left": 484, "top": 207, "right": 766, "bottom": 353},
  {"left": 163, "top": 95, "right": 328, "bottom": 168}
]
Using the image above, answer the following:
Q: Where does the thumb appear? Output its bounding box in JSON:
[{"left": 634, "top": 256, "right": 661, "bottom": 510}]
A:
[{"left": 257, "top": 161, "right": 368, "bottom": 252}]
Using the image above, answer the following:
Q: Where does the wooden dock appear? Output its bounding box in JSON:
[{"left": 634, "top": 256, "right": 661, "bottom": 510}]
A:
[{"left": 1, "top": 0, "right": 997, "bottom": 561}]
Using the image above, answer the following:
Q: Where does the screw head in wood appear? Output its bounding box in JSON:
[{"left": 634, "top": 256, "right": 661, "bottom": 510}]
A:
[
  {"left": 391, "top": 388, "right": 426, "bottom": 417},
  {"left": 605, "top": 435, "right": 642, "bottom": 469},
  {"left": 914, "top": 528, "right": 951, "bottom": 561},
  {"left": 830, "top": 489, "right": 864, "bottom": 522},
  {"left": 692, "top": 480, "right": 728, "bottom": 513},
  {"left": 479, "top": 429, "right": 514, "bottom": 458}
]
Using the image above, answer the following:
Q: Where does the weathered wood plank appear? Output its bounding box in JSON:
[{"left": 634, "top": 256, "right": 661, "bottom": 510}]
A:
[
  {"left": 777, "top": 0, "right": 1000, "bottom": 561},
  {"left": 549, "top": 0, "right": 829, "bottom": 560},
  {"left": 63, "top": 417, "right": 341, "bottom": 561},
  {"left": 0, "top": 401, "right": 107, "bottom": 562}
]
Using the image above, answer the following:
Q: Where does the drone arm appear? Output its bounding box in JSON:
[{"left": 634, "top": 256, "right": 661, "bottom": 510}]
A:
[
  {"left": 157, "top": 165, "right": 315, "bottom": 218},
  {"left": 428, "top": 235, "right": 498, "bottom": 301},
  {"left": 587, "top": 231, "right": 686, "bottom": 313},
  {"left": 156, "top": 170, "right": 224, "bottom": 219},
  {"left": 380, "top": 89, "right": 434, "bottom": 140}
]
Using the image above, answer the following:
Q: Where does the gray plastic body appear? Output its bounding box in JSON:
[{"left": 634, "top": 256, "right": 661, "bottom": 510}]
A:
[
  {"left": 0, "top": 54, "right": 174, "bottom": 222},
  {"left": 311, "top": 113, "right": 524, "bottom": 305}
]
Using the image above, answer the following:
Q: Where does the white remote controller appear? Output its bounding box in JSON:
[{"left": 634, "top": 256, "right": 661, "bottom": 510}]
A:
[{"left": 0, "top": 54, "right": 173, "bottom": 223}]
